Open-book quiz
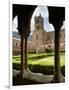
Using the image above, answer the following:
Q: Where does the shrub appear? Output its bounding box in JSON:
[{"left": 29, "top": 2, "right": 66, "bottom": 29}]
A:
[
  {"left": 60, "top": 50, "right": 65, "bottom": 53},
  {"left": 38, "top": 50, "right": 45, "bottom": 54},
  {"left": 28, "top": 53, "right": 54, "bottom": 61},
  {"left": 28, "top": 51, "right": 36, "bottom": 54},
  {"left": 45, "top": 48, "right": 54, "bottom": 53},
  {"left": 13, "top": 63, "right": 65, "bottom": 76}
]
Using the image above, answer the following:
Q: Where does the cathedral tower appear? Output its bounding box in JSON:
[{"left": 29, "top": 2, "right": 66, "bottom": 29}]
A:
[
  {"left": 35, "top": 14, "right": 44, "bottom": 31},
  {"left": 32, "top": 14, "right": 46, "bottom": 52}
]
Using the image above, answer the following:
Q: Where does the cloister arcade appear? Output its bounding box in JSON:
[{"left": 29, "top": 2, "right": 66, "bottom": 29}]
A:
[{"left": 13, "top": 4, "right": 65, "bottom": 83}]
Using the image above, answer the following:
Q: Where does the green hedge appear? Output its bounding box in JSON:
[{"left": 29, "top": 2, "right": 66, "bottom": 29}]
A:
[
  {"left": 13, "top": 53, "right": 64, "bottom": 61},
  {"left": 28, "top": 51, "right": 36, "bottom": 54},
  {"left": 60, "top": 50, "right": 65, "bottom": 53},
  {"left": 28, "top": 53, "right": 54, "bottom": 61},
  {"left": 45, "top": 49, "right": 54, "bottom": 53},
  {"left": 13, "top": 53, "right": 55, "bottom": 61},
  {"left": 13, "top": 63, "right": 65, "bottom": 76}
]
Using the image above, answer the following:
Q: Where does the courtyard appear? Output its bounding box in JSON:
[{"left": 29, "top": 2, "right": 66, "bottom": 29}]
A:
[
  {"left": 13, "top": 53, "right": 65, "bottom": 85},
  {"left": 12, "top": 4, "right": 65, "bottom": 85}
]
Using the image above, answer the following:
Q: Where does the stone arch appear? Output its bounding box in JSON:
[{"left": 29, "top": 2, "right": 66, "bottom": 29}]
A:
[{"left": 13, "top": 4, "right": 65, "bottom": 83}]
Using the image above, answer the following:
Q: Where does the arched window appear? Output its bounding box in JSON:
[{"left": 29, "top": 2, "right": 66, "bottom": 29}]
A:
[
  {"left": 16, "top": 42, "right": 17, "bottom": 47},
  {"left": 37, "top": 25, "right": 39, "bottom": 29},
  {"left": 48, "top": 45, "right": 51, "bottom": 48},
  {"left": 47, "top": 36, "right": 50, "bottom": 41},
  {"left": 36, "top": 20, "right": 39, "bottom": 23}
]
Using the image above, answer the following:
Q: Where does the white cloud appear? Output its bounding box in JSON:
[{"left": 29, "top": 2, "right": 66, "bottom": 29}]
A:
[
  {"left": 30, "top": 6, "right": 54, "bottom": 35},
  {"left": 12, "top": 6, "right": 55, "bottom": 34},
  {"left": 61, "top": 21, "right": 65, "bottom": 29},
  {"left": 12, "top": 16, "right": 18, "bottom": 32}
]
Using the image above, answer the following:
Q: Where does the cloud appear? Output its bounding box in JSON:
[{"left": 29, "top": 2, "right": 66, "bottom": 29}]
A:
[
  {"left": 44, "top": 17, "right": 54, "bottom": 32},
  {"left": 13, "top": 6, "right": 55, "bottom": 34},
  {"left": 12, "top": 16, "right": 18, "bottom": 32},
  {"left": 61, "top": 21, "right": 65, "bottom": 29},
  {"left": 30, "top": 6, "right": 54, "bottom": 34}
]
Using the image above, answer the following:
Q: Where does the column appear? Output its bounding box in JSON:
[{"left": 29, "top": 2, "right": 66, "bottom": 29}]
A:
[
  {"left": 18, "top": 15, "right": 25, "bottom": 77},
  {"left": 20, "top": 35, "right": 24, "bottom": 77},
  {"left": 52, "top": 22, "right": 64, "bottom": 82},
  {"left": 25, "top": 37, "right": 28, "bottom": 70}
]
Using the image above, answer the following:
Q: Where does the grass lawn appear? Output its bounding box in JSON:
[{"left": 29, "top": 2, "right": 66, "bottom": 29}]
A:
[
  {"left": 13, "top": 53, "right": 65, "bottom": 76},
  {"left": 28, "top": 55, "right": 65, "bottom": 66},
  {"left": 13, "top": 53, "right": 65, "bottom": 85},
  {"left": 13, "top": 53, "right": 65, "bottom": 66}
]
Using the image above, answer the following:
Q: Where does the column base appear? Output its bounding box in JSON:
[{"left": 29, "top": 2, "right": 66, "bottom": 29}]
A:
[
  {"left": 51, "top": 74, "right": 65, "bottom": 83},
  {"left": 17, "top": 68, "right": 29, "bottom": 77}
]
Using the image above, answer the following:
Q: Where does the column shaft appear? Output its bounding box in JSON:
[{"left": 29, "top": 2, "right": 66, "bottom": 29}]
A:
[
  {"left": 20, "top": 35, "right": 24, "bottom": 76},
  {"left": 25, "top": 37, "right": 28, "bottom": 70},
  {"left": 54, "top": 27, "right": 61, "bottom": 80}
]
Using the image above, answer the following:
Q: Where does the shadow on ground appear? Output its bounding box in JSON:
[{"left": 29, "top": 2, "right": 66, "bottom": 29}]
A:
[{"left": 13, "top": 76, "right": 42, "bottom": 86}]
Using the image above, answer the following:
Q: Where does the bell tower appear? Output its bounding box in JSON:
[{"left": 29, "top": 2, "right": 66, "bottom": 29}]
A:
[
  {"left": 32, "top": 14, "right": 46, "bottom": 52},
  {"left": 35, "top": 14, "right": 44, "bottom": 31}
]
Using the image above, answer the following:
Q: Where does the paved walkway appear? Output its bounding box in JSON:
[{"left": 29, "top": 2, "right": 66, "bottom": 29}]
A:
[{"left": 13, "top": 69, "right": 54, "bottom": 83}]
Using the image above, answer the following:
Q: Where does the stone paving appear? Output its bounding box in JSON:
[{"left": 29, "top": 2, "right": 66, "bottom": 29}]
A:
[{"left": 13, "top": 69, "right": 54, "bottom": 83}]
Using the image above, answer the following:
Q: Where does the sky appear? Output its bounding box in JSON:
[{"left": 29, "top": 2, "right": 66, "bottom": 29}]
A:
[
  {"left": 12, "top": 6, "right": 64, "bottom": 34},
  {"left": 30, "top": 6, "right": 54, "bottom": 35}
]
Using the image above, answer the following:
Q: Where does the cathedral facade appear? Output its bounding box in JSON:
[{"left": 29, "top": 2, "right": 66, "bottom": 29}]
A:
[
  {"left": 12, "top": 14, "right": 65, "bottom": 55},
  {"left": 31, "top": 14, "right": 65, "bottom": 52}
]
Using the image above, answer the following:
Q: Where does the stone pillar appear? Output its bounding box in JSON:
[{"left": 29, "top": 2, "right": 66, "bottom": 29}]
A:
[
  {"left": 24, "top": 29, "right": 30, "bottom": 71},
  {"left": 52, "top": 22, "right": 64, "bottom": 82},
  {"left": 18, "top": 15, "right": 25, "bottom": 77},
  {"left": 20, "top": 35, "right": 24, "bottom": 77},
  {"left": 25, "top": 37, "right": 28, "bottom": 70},
  {"left": 18, "top": 15, "right": 30, "bottom": 77}
]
